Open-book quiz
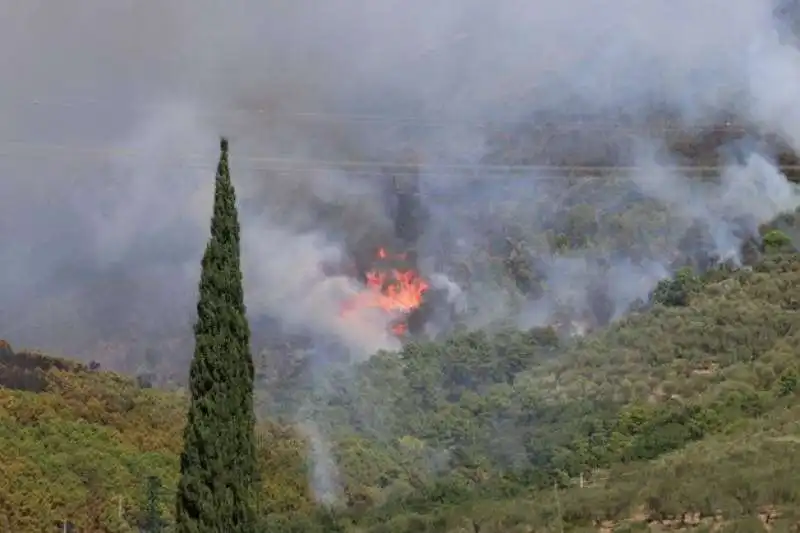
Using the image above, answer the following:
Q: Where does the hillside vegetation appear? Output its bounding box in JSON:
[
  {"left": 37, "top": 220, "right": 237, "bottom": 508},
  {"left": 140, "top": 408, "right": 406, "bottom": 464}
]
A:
[
  {"left": 0, "top": 344, "right": 314, "bottom": 532},
  {"left": 4, "top": 221, "right": 800, "bottom": 531},
  {"left": 354, "top": 259, "right": 800, "bottom": 527},
  {"left": 287, "top": 250, "right": 800, "bottom": 532},
  {"left": 4, "top": 169, "right": 800, "bottom": 533}
]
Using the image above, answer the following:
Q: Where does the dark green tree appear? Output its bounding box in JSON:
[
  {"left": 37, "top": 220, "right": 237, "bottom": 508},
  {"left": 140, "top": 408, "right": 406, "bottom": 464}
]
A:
[
  {"left": 762, "top": 229, "right": 793, "bottom": 253},
  {"left": 650, "top": 267, "right": 700, "bottom": 307},
  {"left": 175, "top": 138, "right": 259, "bottom": 532},
  {"left": 142, "top": 476, "right": 165, "bottom": 533}
]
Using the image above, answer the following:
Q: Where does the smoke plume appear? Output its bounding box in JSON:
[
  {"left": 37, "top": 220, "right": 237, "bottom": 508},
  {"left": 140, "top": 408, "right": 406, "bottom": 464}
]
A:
[{"left": 2, "top": 0, "right": 800, "bottom": 421}]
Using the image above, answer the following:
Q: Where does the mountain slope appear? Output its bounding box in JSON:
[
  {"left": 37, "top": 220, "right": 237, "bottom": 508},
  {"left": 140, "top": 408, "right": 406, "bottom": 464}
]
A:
[
  {"left": 3, "top": 242, "right": 800, "bottom": 532},
  {"left": 0, "top": 347, "right": 313, "bottom": 532},
  {"left": 285, "top": 250, "right": 800, "bottom": 531}
]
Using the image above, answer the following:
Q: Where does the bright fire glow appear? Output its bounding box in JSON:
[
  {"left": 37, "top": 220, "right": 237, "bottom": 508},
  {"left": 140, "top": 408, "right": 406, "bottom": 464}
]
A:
[{"left": 341, "top": 248, "right": 429, "bottom": 336}]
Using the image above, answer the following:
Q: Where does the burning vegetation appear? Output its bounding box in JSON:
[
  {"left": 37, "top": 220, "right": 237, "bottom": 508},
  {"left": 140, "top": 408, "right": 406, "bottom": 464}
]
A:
[
  {"left": 339, "top": 163, "right": 432, "bottom": 338},
  {"left": 340, "top": 247, "right": 429, "bottom": 337}
]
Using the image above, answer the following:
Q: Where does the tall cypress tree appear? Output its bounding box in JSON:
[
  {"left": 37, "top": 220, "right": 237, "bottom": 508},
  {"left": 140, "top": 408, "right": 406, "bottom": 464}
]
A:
[{"left": 176, "top": 138, "right": 258, "bottom": 532}]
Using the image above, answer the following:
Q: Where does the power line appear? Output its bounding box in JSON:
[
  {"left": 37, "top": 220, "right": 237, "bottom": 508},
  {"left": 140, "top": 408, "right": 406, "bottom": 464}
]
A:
[
  {"left": 9, "top": 100, "right": 747, "bottom": 131},
  {"left": 0, "top": 142, "right": 794, "bottom": 178}
]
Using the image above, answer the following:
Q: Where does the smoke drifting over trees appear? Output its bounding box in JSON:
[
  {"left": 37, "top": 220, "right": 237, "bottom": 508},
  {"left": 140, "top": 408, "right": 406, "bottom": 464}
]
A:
[{"left": 1, "top": 0, "right": 800, "bottom": 373}]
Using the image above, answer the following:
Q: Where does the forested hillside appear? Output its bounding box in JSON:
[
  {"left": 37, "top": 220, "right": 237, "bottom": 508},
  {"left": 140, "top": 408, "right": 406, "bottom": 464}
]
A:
[
  {"left": 0, "top": 344, "right": 314, "bottom": 532},
  {"left": 3, "top": 207, "right": 800, "bottom": 531}
]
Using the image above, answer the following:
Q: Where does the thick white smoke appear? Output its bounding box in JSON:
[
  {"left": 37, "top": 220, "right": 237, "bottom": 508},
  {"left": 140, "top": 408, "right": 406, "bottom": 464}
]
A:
[
  {"left": 242, "top": 226, "right": 401, "bottom": 359},
  {"left": 1, "top": 0, "right": 799, "bottom": 358}
]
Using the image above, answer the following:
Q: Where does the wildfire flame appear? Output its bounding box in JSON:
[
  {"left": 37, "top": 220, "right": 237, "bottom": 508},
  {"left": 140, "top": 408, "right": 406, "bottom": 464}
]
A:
[{"left": 341, "top": 248, "right": 429, "bottom": 336}]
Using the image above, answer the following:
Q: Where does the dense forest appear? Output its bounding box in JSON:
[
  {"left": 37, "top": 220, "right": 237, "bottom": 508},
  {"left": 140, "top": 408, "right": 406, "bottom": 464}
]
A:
[{"left": 2, "top": 197, "right": 800, "bottom": 530}]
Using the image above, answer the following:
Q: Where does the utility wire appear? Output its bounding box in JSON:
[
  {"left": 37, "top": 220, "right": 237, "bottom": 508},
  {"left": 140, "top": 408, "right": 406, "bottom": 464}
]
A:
[
  {"left": 10, "top": 100, "right": 745, "bottom": 131},
  {"left": 0, "top": 142, "right": 791, "bottom": 178}
]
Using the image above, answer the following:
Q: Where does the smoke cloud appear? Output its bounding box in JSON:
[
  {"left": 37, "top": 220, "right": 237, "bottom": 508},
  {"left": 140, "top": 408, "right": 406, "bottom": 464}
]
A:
[{"left": 2, "top": 1, "right": 800, "bottom": 393}]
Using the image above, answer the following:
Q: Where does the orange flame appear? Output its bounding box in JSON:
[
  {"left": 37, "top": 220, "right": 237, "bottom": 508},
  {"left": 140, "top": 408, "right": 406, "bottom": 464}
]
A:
[{"left": 341, "top": 248, "right": 429, "bottom": 336}]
